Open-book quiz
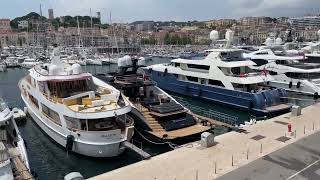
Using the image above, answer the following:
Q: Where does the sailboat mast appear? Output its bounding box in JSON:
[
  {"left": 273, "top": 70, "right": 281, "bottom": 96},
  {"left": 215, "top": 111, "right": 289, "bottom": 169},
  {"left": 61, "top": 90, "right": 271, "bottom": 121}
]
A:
[
  {"left": 90, "top": 8, "right": 94, "bottom": 48},
  {"left": 77, "top": 16, "right": 81, "bottom": 47},
  {"left": 110, "top": 12, "right": 119, "bottom": 56}
]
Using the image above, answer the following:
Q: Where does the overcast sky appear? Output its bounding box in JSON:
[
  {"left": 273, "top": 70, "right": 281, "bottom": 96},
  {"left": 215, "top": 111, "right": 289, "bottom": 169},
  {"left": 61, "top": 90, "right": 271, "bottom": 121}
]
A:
[{"left": 1, "top": 0, "right": 320, "bottom": 23}]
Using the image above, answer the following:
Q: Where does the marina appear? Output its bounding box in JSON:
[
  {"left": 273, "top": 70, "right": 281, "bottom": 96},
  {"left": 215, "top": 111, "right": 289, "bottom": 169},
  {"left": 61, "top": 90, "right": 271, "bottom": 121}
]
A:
[{"left": 1, "top": 2, "right": 320, "bottom": 180}]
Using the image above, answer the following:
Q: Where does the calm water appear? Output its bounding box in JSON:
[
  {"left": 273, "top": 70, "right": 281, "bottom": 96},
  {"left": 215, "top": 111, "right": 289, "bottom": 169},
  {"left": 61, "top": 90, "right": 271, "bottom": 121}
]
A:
[{"left": 0, "top": 58, "right": 317, "bottom": 179}]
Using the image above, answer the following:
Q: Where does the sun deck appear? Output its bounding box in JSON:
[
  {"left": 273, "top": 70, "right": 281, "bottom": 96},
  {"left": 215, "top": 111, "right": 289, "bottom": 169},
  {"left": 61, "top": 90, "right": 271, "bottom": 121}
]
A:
[{"left": 68, "top": 102, "right": 119, "bottom": 113}]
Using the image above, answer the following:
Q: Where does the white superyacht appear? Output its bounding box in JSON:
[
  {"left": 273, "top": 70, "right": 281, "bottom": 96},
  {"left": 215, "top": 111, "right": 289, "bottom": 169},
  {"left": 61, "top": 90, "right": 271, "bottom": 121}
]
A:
[
  {"left": 245, "top": 46, "right": 320, "bottom": 96},
  {"left": 19, "top": 46, "right": 134, "bottom": 157}
]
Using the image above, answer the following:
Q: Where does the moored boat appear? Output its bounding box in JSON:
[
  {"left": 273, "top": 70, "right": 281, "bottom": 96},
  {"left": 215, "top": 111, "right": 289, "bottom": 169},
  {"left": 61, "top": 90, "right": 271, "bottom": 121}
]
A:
[{"left": 18, "top": 46, "right": 134, "bottom": 157}]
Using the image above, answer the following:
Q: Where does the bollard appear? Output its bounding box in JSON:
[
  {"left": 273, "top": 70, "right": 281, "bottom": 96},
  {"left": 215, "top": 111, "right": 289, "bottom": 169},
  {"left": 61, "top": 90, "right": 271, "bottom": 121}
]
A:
[
  {"left": 232, "top": 155, "right": 234, "bottom": 166},
  {"left": 288, "top": 124, "right": 292, "bottom": 133},
  {"left": 196, "top": 170, "right": 198, "bottom": 180},
  {"left": 215, "top": 161, "right": 217, "bottom": 174},
  {"left": 313, "top": 121, "right": 315, "bottom": 131},
  {"left": 260, "top": 144, "right": 263, "bottom": 154},
  {"left": 295, "top": 130, "right": 297, "bottom": 138},
  {"left": 247, "top": 149, "right": 249, "bottom": 160},
  {"left": 304, "top": 125, "right": 306, "bottom": 134}
]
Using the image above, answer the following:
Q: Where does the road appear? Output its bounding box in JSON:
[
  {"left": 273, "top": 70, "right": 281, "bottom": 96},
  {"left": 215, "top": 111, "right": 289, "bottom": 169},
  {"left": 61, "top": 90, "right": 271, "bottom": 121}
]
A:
[{"left": 217, "top": 131, "right": 320, "bottom": 180}]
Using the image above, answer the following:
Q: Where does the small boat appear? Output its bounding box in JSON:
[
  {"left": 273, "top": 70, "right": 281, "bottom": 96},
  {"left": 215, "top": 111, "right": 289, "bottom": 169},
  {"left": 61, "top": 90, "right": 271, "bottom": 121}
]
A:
[
  {"left": 11, "top": 107, "right": 26, "bottom": 122},
  {"left": 0, "top": 98, "right": 32, "bottom": 179},
  {"left": 21, "top": 58, "right": 41, "bottom": 69}
]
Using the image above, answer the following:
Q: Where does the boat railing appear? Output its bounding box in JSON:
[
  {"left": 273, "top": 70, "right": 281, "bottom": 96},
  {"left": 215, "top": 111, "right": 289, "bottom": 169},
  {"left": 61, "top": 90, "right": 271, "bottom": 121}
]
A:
[{"left": 174, "top": 98, "right": 239, "bottom": 126}]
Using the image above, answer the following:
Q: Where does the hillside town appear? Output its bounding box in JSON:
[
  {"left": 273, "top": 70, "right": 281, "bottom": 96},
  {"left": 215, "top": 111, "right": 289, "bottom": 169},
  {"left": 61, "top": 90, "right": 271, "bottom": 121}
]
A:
[{"left": 1, "top": 9, "right": 320, "bottom": 49}]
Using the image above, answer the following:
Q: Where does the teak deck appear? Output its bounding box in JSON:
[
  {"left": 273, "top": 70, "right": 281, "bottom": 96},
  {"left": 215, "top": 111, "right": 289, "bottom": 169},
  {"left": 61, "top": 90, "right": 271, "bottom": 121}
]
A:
[{"left": 149, "top": 125, "right": 210, "bottom": 140}]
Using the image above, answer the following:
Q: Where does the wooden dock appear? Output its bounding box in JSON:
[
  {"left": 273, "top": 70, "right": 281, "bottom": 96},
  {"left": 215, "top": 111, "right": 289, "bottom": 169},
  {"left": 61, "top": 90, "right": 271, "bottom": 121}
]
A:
[
  {"left": 90, "top": 103, "right": 320, "bottom": 180},
  {"left": 11, "top": 156, "right": 34, "bottom": 180},
  {"left": 123, "top": 141, "right": 151, "bottom": 159}
]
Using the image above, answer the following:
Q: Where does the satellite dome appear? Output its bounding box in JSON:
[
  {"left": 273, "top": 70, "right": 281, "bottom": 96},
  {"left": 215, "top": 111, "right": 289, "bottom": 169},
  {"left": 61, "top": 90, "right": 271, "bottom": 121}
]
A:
[
  {"left": 72, "top": 63, "right": 82, "bottom": 74},
  {"left": 225, "top": 29, "right": 234, "bottom": 41},
  {"left": 265, "top": 37, "right": 273, "bottom": 46},
  {"left": 209, "top": 30, "right": 219, "bottom": 41},
  {"left": 275, "top": 37, "right": 283, "bottom": 45},
  {"left": 117, "top": 57, "right": 125, "bottom": 67},
  {"left": 123, "top": 55, "right": 132, "bottom": 66},
  {"left": 48, "top": 65, "right": 59, "bottom": 75},
  {"left": 138, "top": 57, "right": 146, "bottom": 66}
]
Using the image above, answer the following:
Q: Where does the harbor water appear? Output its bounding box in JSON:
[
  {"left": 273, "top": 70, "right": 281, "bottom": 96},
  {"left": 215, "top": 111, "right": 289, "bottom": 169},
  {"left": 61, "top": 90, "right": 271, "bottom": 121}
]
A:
[{"left": 0, "top": 58, "right": 317, "bottom": 179}]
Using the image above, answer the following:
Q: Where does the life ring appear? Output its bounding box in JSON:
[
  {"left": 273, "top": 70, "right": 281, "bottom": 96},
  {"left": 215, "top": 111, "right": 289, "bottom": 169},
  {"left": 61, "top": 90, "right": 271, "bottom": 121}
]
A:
[
  {"left": 289, "top": 81, "right": 293, "bottom": 88},
  {"left": 297, "top": 81, "right": 301, "bottom": 88}
]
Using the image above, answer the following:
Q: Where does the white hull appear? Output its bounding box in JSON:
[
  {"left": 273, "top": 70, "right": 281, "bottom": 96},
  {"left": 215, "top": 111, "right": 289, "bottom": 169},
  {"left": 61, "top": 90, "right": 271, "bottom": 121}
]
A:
[
  {"left": 86, "top": 59, "right": 102, "bottom": 66},
  {"left": 269, "top": 79, "right": 320, "bottom": 95},
  {"left": 23, "top": 95, "right": 126, "bottom": 157}
]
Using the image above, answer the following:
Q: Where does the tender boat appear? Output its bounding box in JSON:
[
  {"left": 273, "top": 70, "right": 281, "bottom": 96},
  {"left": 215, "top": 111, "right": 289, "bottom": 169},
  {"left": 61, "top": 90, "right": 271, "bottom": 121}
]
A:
[
  {"left": 302, "top": 41, "right": 320, "bottom": 63},
  {"left": 245, "top": 46, "right": 320, "bottom": 96},
  {"left": 18, "top": 47, "right": 134, "bottom": 157},
  {"left": 145, "top": 48, "right": 291, "bottom": 117},
  {"left": 98, "top": 56, "right": 210, "bottom": 142},
  {"left": 0, "top": 98, "right": 32, "bottom": 179}
]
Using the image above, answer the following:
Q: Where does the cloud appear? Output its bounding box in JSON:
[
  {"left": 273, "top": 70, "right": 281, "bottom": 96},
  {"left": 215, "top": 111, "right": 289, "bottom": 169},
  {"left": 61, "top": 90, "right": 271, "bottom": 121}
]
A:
[
  {"left": 0, "top": 0, "right": 320, "bottom": 22},
  {"left": 229, "top": 0, "right": 320, "bottom": 17}
]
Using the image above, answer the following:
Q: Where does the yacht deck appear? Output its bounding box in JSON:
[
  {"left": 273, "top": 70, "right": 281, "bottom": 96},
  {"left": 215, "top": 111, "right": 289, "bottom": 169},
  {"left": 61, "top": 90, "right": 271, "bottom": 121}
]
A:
[{"left": 68, "top": 102, "right": 119, "bottom": 113}]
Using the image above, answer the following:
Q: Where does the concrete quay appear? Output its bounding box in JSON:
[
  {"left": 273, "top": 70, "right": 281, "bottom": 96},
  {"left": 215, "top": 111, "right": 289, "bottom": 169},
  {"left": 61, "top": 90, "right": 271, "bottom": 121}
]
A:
[{"left": 90, "top": 103, "right": 320, "bottom": 180}]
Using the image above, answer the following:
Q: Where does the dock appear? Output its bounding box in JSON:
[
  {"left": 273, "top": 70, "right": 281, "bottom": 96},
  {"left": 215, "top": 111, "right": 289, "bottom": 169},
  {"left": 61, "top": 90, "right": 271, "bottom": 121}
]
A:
[
  {"left": 123, "top": 141, "right": 151, "bottom": 159},
  {"left": 90, "top": 102, "right": 320, "bottom": 180}
]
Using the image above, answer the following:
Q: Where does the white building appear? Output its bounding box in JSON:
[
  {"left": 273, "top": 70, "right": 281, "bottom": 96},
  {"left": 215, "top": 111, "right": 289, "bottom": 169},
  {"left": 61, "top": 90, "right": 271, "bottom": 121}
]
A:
[
  {"left": 289, "top": 16, "right": 320, "bottom": 30},
  {"left": 18, "top": 20, "right": 29, "bottom": 29}
]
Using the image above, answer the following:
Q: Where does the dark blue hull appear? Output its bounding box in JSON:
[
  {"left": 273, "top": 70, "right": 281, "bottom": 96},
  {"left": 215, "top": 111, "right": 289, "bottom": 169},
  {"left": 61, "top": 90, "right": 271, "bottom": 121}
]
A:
[{"left": 146, "top": 70, "right": 291, "bottom": 117}]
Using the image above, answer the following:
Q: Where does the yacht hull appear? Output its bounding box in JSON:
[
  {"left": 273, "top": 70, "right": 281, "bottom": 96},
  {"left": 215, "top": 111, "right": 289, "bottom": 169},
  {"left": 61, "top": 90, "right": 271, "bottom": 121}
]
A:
[
  {"left": 268, "top": 80, "right": 320, "bottom": 96},
  {"left": 23, "top": 96, "right": 126, "bottom": 158},
  {"left": 148, "top": 70, "right": 291, "bottom": 117}
]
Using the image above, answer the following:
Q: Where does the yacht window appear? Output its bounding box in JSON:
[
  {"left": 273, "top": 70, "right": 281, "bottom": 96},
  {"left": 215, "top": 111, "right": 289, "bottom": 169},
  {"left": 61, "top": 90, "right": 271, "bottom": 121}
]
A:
[
  {"left": 42, "top": 104, "right": 61, "bottom": 125},
  {"left": 64, "top": 116, "right": 82, "bottom": 130},
  {"left": 28, "top": 94, "right": 39, "bottom": 108},
  {"left": 186, "top": 76, "right": 198, "bottom": 82},
  {"left": 175, "top": 63, "right": 180, "bottom": 67},
  {"left": 251, "top": 59, "right": 268, "bottom": 66},
  {"left": 47, "top": 79, "right": 93, "bottom": 98},
  {"left": 276, "top": 60, "right": 289, "bottom": 65},
  {"left": 269, "top": 71, "right": 278, "bottom": 75},
  {"left": 255, "top": 52, "right": 269, "bottom": 55},
  {"left": 208, "top": 80, "right": 224, "bottom": 87},
  {"left": 220, "top": 51, "right": 245, "bottom": 61},
  {"left": 187, "top": 64, "right": 210, "bottom": 70},
  {"left": 285, "top": 72, "right": 320, "bottom": 80}
]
